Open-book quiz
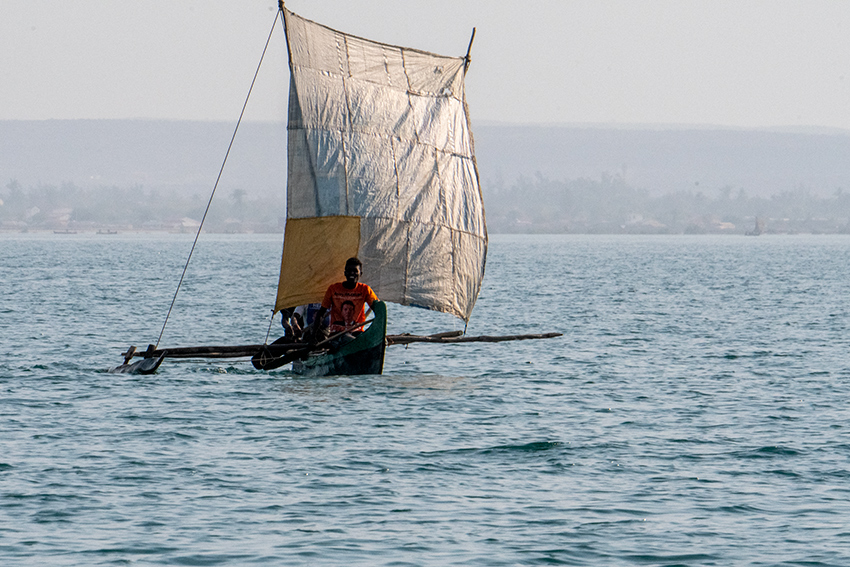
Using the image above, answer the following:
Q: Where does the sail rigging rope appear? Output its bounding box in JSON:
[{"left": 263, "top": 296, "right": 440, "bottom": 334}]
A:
[
  {"left": 264, "top": 310, "right": 276, "bottom": 345},
  {"left": 155, "top": 11, "right": 282, "bottom": 349}
]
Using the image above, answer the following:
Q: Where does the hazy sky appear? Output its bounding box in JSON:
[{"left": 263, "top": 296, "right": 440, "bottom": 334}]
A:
[{"left": 3, "top": 1, "right": 850, "bottom": 129}]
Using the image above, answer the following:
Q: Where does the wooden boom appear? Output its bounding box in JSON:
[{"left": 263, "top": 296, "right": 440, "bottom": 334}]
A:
[
  {"left": 386, "top": 332, "right": 562, "bottom": 346},
  {"left": 120, "top": 331, "right": 562, "bottom": 362},
  {"left": 121, "top": 343, "right": 302, "bottom": 361}
]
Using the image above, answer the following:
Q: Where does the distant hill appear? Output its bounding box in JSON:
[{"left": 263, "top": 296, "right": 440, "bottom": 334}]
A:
[
  {"left": 0, "top": 120, "right": 287, "bottom": 197},
  {"left": 474, "top": 123, "right": 850, "bottom": 197},
  {"left": 3, "top": 119, "right": 850, "bottom": 197}
]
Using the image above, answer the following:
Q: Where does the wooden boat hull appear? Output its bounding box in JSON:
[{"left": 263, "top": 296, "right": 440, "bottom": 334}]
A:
[{"left": 291, "top": 301, "right": 387, "bottom": 377}]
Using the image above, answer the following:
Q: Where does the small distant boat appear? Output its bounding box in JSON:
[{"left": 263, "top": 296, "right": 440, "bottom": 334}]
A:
[
  {"left": 113, "top": 2, "right": 560, "bottom": 376},
  {"left": 96, "top": 229, "right": 118, "bottom": 235},
  {"left": 53, "top": 229, "right": 76, "bottom": 234}
]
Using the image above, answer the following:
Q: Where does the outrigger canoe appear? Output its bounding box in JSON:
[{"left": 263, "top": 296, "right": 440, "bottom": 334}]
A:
[{"left": 111, "top": 4, "right": 561, "bottom": 376}]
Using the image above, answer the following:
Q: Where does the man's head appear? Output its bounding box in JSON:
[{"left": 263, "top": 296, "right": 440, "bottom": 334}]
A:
[
  {"left": 344, "top": 257, "right": 362, "bottom": 285},
  {"left": 341, "top": 300, "right": 355, "bottom": 321}
]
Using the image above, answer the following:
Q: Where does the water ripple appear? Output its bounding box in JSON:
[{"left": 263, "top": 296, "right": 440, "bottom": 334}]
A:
[{"left": 4, "top": 234, "right": 850, "bottom": 565}]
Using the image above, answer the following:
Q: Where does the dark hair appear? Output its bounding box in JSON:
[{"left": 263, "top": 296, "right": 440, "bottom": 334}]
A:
[
  {"left": 341, "top": 300, "right": 355, "bottom": 308},
  {"left": 345, "top": 257, "right": 363, "bottom": 271}
]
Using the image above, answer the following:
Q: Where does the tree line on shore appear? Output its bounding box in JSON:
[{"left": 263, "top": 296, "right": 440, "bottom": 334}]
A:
[
  {"left": 4, "top": 175, "right": 850, "bottom": 234},
  {"left": 0, "top": 180, "right": 283, "bottom": 233},
  {"left": 486, "top": 173, "right": 850, "bottom": 234}
]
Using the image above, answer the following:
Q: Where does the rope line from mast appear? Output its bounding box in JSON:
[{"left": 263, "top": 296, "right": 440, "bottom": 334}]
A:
[
  {"left": 155, "top": 13, "right": 282, "bottom": 349},
  {"left": 264, "top": 310, "right": 276, "bottom": 345}
]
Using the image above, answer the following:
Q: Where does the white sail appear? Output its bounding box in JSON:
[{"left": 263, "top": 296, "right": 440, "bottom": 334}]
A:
[{"left": 275, "top": 8, "right": 487, "bottom": 322}]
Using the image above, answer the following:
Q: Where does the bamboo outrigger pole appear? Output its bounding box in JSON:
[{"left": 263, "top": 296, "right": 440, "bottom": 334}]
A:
[
  {"left": 120, "top": 331, "right": 562, "bottom": 363},
  {"left": 386, "top": 332, "right": 562, "bottom": 346}
]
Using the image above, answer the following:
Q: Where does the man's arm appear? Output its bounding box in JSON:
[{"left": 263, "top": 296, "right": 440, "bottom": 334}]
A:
[
  {"left": 365, "top": 285, "right": 379, "bottom": 306},
  {"left": 310, "top": 306, "right": 328, "bottom": 331},
  {"left": 280, "top": 307, "right": 295, "bottom": 334}
]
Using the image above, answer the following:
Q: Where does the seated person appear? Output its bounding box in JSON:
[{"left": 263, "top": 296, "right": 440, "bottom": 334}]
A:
[
  {"left": 295, "top": 303, "right": 328, "bottom": 329},
  {"left": 308, "top": 257, "right": 378, "bottom": 343},
  {"left": 281, "top": 303, "right": 328, "bottom": 341},
  {"left": 280, "top": 307, "right": 301, "bottom": 340}
]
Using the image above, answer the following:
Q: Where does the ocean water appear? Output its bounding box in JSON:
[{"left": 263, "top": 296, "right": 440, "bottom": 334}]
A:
[{"left": 2, "top": 232, "right": 850, "bottom": 566}]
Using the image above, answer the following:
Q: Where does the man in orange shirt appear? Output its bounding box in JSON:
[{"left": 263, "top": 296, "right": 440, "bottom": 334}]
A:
[{"left": 308, "top": 257, "right": 378, "bottom": 340}]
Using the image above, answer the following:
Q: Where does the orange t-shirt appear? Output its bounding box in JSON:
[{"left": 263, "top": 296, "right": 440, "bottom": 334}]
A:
[{"left": 321, "top": 282, "right": 378, "bottom": 326}]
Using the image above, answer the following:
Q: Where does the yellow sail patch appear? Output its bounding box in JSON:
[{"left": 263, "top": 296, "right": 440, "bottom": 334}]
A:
[{"left": 274, "top": 216, "right": 361, "bottom": 313}]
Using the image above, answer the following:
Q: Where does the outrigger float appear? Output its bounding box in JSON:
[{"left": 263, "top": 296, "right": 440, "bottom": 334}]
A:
[{"left": 111, "top": 3, "right": 560, "bottom": 376}]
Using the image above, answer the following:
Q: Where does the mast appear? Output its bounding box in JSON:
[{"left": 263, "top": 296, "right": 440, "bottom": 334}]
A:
[
  {"left": 279, "top": 1, "right": 293, "bottom": 70},
  {"left": 464, "top": 28, "right": 476, "bottom": 73}
]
